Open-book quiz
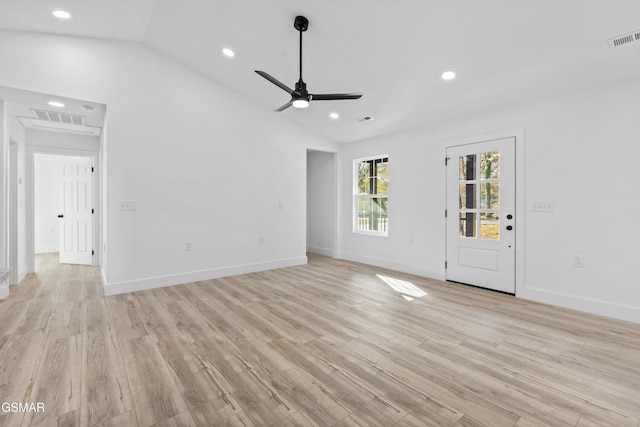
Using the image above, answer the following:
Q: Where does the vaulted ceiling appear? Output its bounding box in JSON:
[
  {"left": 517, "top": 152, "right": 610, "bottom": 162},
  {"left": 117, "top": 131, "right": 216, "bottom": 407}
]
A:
[{"left": 1, "top": 0, "right": 639, "bottom": 143}]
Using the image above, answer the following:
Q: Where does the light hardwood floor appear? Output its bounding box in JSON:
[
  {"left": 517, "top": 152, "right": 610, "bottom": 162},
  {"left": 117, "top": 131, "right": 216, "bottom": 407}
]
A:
[{"left": 1, "top": 253, "right": 639, "bottom": 426}]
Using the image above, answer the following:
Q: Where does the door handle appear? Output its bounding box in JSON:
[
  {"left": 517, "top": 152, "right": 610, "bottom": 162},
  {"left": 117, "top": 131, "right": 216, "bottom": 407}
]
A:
[
  {"left": 57, "top": 214, "right": 64, "bottom": 218},
  {"left": 506, "top": 225, "right": 513, "bottom": 230}
]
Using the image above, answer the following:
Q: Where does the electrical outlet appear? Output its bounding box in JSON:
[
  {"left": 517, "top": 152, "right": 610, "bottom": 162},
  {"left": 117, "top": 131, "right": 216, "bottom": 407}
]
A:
[
  {"left": 119, "top": 200, "right": 136, "bottom": 211},
  {"left": 531, "top": 201, "right": 554, "bottom": 212},
  {"left": 574, "top": 255, "right": 585, "bottom": 268}
]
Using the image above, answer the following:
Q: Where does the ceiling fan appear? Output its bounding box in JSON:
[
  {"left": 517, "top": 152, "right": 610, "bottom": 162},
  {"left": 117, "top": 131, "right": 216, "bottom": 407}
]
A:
[{"left": 256, "top": 15, "right": 362, "bottom": 112}]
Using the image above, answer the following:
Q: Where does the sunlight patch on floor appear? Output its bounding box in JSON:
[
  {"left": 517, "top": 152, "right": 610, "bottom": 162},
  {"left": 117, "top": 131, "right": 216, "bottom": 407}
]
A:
[{"left": 376, "top": 274, "right": 427, "bottom": 300}]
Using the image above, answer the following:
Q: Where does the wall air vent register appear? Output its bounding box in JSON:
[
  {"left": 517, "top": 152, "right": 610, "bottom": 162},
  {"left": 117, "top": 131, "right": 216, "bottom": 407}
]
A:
[{"left": 608, "top": 30, "right": 640, "bottom": 48}]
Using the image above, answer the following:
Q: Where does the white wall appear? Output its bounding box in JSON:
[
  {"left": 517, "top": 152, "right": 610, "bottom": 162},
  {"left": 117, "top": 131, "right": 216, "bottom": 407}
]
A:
[
  {"left": 338, "top": 77, "right": 640, "bottom": 323},
  {"left": 0, "top": 30, "right": 337, "bottom": 294},
  {"left": 307, "top": 150, "right": 336, "bottom": 256}
]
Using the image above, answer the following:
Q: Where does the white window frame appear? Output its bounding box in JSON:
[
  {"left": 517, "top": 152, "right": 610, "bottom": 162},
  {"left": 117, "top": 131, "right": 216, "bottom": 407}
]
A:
[{"left": 353, "top": 155, "right": 389, "bottom": 236}]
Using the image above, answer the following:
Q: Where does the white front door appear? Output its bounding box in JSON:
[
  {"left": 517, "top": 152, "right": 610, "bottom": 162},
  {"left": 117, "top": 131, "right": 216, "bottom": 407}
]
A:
[
  {"left": 446, "top": 137, "right": 516, "bottom": 293},
  {"left": 59, "top": 158, "right": 93, "bottom": 265}
]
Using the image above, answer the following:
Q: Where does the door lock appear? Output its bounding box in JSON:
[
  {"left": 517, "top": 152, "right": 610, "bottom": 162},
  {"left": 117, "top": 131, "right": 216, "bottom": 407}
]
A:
[
  {"left": 57, "top": 214, "right": 64, "bottom": 218},
  {"left": 506, "top": 225, "right": 513, "bottom": 230}
]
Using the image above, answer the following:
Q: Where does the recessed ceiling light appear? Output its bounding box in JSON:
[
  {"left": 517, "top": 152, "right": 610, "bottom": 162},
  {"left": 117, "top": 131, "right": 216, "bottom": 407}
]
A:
[
  {"left": 51, "top": 10, "right": 71, "bottom": 19},
  {"left": 329, "top": 112, "right": 339, "bottom": 119},
  {"left": 222, "top": 48, "right": 235, "bottom": 57},
  {"left": 48, "top": 101, "right": 65, "bottom": 108},
  {"left": 441, "top": 70, "right": 456, "bottom": 80}
]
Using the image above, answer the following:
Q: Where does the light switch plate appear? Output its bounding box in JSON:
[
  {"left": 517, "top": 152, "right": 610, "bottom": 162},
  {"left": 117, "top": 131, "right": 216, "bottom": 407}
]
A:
[
  {"left": 119, "top": 200, "right": 136, "bottom": 211},
  {"left": 531, "top": 201, "right": 554, "bottom": 212}
]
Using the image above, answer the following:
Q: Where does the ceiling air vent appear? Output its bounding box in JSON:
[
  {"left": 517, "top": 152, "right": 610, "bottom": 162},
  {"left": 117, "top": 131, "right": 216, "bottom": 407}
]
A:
[
  {"left": 32, "top": 109, "right": 85, "bottom": 126},
  {"left": 18, "top": 109, "right": 101, "bottom": 136},
  {"left": 608, "top": 30, "right": 640, "bottom": 48},
  {"left": 358, "top": 116, "right": 374, "bottom": 122}
]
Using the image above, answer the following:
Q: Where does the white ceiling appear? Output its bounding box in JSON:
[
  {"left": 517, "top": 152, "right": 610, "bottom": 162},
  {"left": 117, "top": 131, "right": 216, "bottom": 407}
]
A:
[{"left": 1, "top": 0, "right": 639, "bottom": 143}]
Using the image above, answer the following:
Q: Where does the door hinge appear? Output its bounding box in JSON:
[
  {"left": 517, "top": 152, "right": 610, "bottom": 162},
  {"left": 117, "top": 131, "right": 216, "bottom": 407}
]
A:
[
  {"left": 91, "top": 167, "right": 94, "bottom": 172},
  {"left": 92, "top": 208, "right": 94, "bottom": 214},
  {"left": 445, "top": 261, "right": 448, "bottom": 269},
  {"left": 445, "top": 157, "right": 450, "bottom": 166},
  {"left": 92, "top": 250, "right": 95, "bottom": 256},
  {"left": 445, "top": 209, "right": 448, "bottom": 218}
]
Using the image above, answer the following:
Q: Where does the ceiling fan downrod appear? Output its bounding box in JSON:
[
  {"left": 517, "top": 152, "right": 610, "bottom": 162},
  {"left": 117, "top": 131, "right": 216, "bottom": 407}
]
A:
[{"left": 294, "top": 15, "right": 308, "bottom": 84}]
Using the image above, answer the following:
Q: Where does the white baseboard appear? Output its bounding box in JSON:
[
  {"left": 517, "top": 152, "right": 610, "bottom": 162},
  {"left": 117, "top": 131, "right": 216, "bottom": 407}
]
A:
[
  {"left": 103, "top": 256, "right": 308, "bottom": 296},
  {"left": 338, "top": 252, "right": 444, "bottom": 281},
  {"left": 338, "top": 253, "right": 640, "bottom": 324},
  {"left": 14, "top": 267, "right": 27, "bottom": 285},
  {"left": 518, "top": 286, "right": 640, "bottom": 324},
  {"left": 307, "top": 246, "right": 334, "bottom": 257},
  {"left": 101, "top": 268, "right": 108, "bottom": 288},
  {"left": 35, "top": 246, "right": 59, "bottom": 254}
]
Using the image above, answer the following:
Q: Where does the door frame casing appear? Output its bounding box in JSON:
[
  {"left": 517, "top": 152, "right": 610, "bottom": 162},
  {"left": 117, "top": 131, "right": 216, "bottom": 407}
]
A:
[
  {"left": 441, "top": 128, "right": 525, "bottom": 296},
  {"left": 26, "top": 145, "right": 100, "bottom": 273},
  {"left": 8, "top": 137, "right": 19, "bottom": 285}
]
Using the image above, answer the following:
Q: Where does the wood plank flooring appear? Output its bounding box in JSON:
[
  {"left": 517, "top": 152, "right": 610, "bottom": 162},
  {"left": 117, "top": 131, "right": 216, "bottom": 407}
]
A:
[{"left": 1, "top": 253, "right": 639, "bottom": 426}]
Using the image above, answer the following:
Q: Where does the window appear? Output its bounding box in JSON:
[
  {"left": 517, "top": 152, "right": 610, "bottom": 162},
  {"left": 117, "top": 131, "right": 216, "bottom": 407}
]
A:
[{"left": 354, "top": 156, "right": 388, "bottom": 235}]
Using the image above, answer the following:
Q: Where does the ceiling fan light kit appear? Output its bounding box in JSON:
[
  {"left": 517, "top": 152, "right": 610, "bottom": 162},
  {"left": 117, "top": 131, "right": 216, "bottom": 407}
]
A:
[
  {"left": 292, "top": 99, "right": 310, "bottom": 109},
  {"left": 256, "top": 15, "right": 362, "bottom": 112}
]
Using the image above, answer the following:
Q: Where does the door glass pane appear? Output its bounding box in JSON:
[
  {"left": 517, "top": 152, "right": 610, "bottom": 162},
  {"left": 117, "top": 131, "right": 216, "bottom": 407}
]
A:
[
  {"left": 480, "top": 182, "right": 500, "bottom": 209},
  {"left": 480, "top": 212, "right": 500, "bottom": 240},
  {"left": 480, "top": 151, "right": 499, "bottom": 179},
  {"left": 459, "top": 155, "right": 476, "bottom": 180},
  {"left": 459, "top": 184, "right": 477, "bottom": 209},
  {"left": 459, "top": 212, "right": 476, "bottom": 238}
]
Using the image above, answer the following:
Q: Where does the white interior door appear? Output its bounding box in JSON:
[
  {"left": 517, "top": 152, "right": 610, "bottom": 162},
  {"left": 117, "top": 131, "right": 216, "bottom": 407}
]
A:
[
  {"left": 446, "top": 137, "right": 515, "bottom": 293},
  {"left": 59, "top": 158, "right": 93, "bottom": 265}
]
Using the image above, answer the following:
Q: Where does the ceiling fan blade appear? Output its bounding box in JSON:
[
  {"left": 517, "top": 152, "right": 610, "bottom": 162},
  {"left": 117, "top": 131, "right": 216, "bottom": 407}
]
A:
[
  {"left": 311, "top": 93, "right": 363, "bottom": 101},
  {"left": 275, "top": 100, "right": 293, "bottom": 112},
  {"left": 255, "top": 71, "right": 294, "bottom": 95}
]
